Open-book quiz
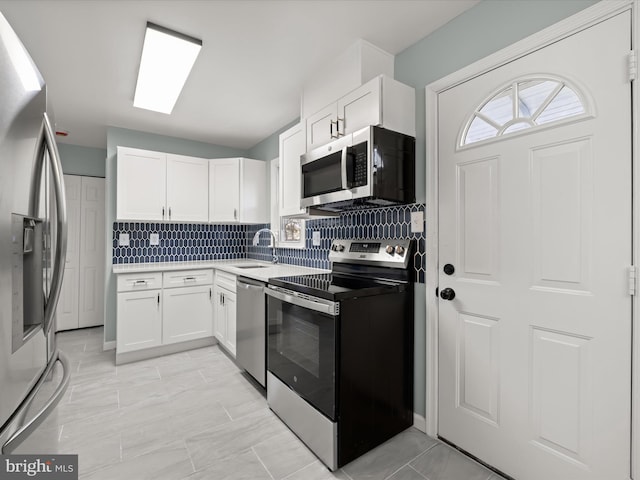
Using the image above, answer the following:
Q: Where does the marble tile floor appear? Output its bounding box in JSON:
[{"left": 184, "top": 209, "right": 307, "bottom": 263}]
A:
[{"left": 21, "top": 327, "right": 506, "bottom": 480}]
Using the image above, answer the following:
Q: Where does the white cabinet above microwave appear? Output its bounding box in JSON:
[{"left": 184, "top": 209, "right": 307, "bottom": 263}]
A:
[{"left": 305, "top": 75, "right": 415, "bottom": 152}]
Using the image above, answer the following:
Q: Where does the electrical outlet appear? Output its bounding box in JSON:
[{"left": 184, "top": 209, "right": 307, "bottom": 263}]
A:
[
  {"left": 118, "top": 233, "right": 130, "bottom": 247},
  {"left": 410, "top": 212, "right": 424, "bottom": 233},
  {"left": 312, "top": 231, "right": 321, "bottom": 246},
  {"left": 149, "top": 233, "right": 160, "bottom": 246}
]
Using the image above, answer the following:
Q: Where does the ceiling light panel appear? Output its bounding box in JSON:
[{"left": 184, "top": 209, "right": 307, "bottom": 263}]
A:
[{"left": 133, "top": 22, "right": 202, "bottom": 114}]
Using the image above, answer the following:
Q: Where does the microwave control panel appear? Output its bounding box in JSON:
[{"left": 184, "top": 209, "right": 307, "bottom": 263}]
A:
[{"left": 349, "top": 142, "right": 368, "bottom": 188}]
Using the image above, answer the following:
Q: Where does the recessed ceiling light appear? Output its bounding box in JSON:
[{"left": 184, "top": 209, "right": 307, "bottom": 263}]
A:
[{"left": 133, "top": 22, "right": 202, "bottom": 114}]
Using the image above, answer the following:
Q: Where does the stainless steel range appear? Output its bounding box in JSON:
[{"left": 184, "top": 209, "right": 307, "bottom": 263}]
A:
[{"left": 266, "top": 238, "right": 414, "bottom": 470}]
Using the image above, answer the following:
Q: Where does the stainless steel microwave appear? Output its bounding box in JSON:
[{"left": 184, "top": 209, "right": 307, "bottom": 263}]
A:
[{"left": 300, "top": 126, "right": 415, "bottom": 212}]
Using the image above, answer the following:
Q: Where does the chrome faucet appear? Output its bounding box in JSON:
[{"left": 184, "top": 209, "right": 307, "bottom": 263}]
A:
[{"left": 252, "top": 228, "right": 278, "bottom": 264}]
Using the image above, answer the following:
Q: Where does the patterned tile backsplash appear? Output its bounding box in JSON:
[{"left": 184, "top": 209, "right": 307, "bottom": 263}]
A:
[{"left": 113, "top": 203, "right": 426, "bottom": 282}]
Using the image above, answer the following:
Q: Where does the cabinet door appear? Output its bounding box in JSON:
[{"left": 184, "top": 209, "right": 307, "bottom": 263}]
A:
[
  {"left": 163, "top": 285, "right": 213, "bottom": 344},
  {"left": 78, "top": 177, "right": 105, "bottom": 328},
  {"left": 337, "top": 76, "right": 381, "bottom": 136},
  {"left": 117, "top": 290, "right": 162, "bottom": 353},
  {"left": 224, "top": 290, "right": 237, "bottom": 357},
  {"left": 279, "top": 123, "right": 306, "bottom": 216},
  {"left": 239, "top": 159, "right": 268, "bottom": 224},
  {"left": 213, "top": 285, "right": 226, "bottom": 343},
  {"left": 209, "top": 158, "right": 240, "bottom": 222},
  {"left": 57, "top": 175, "right": 81, "bottom": 331},
  {"left": 306, "top": 103, "right": 337, "bottom": 151},
  {"left": 166, "top": 154, "right": 209, "bottom": 222},
  {"left": 117, "top": 147, "right": 166, "bottom": 220}
]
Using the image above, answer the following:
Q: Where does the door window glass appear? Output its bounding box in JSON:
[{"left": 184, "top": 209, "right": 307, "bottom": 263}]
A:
[{"left": 461, "top": 77, "right": 589, "bottom": 147}]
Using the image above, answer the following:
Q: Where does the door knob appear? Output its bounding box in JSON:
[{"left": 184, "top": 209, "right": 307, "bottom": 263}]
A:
[
  {"left": 440, "top": 287, "right": 456, "bottom": 301},
  {"left": 443, "top": 264, "right": 455, "bottom": 275}
]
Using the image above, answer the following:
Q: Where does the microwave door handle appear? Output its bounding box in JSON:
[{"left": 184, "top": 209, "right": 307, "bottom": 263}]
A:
[
  {"left": 41, "top": 113, "right": 67, "bottom": 335},
  {"left": 340, "top": 147, "right": 348, "bottom": 190}
]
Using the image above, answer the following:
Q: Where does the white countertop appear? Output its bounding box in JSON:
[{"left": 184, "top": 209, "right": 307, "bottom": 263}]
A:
[{"left": 112, "top": 259, "right": 329, "bottom": 282}]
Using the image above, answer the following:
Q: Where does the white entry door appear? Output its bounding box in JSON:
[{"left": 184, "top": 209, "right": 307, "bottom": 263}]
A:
[{"left": 438, "top": 11, "right": 632, "bottom": 480}]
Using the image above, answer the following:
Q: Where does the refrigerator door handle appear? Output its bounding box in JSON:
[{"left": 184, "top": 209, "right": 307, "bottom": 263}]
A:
[
  {"left": 1, "top": 350, "right": 71, "bottom": 454},
  {"left": 40, "top": 112, "right": 67, "bottom": 335}
]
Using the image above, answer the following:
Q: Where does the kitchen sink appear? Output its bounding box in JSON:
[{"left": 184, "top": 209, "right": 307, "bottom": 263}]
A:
[{"left": 235, "top": 265, "right": 269, "bottom": 269}]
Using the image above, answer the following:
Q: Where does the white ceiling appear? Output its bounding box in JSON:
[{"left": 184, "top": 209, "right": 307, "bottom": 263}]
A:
[{"left": 0, "top": 0, "right": 479, "bottom": 150}]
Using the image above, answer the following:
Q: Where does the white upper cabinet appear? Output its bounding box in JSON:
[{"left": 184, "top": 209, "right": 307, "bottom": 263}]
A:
[
  {"left": 301, "top": 39, "right": 394, "bottom": 119},
  {"left": 117, "top": 147, "right": 166, "bottom": 221},
  {"left": 306, "top": 104, "right": 338, "bottom": 154},
  {"left": 209, "top": 158, "right": 240, "bottom": 222},
  {"left": 209, "top": 157, "right": 267, "bottom": 224},
  {"left": 166, "top": 154, "right": 209, "bottom": 222},
  {"left": 305, "top": 75, "right": 415, "bottom": 151},
  {"left": 117, "top": 147, "right": 208, "bottom": 222},
  {"left": 278, "top": 123, "right": 306, "bottom": 217}
]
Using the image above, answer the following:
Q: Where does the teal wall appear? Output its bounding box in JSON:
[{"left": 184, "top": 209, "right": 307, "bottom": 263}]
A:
[
  {"left": 394, "top": 0, "right": 597, "bottom": 421},
  {"left": 395, "top": 0, "right": 598, "bottom": 203},
  {"left": 57, "top": 143, "right": 106, "bottom": 177},
  {"left": 247, "top": 119, "right": 299, "bottom": 161},
  {"left": 103, "top": 127, "right": 247, "bottom": 343}
]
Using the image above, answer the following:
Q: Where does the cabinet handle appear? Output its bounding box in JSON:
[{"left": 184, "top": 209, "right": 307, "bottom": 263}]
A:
[
  {"left": 162, "top": 207, "right": 165, "bottom": 219},
  {"left": 169, "top": 207, "right": 172, "bottom": 219},
  {"left": 184, "top": 277, "right": 196, "bottom": 282},
  {"left": 209, "top": 288, "right": 212, "bottom": 299},
  {"left": 337, "top": 117, "right": 344, "bottom": 136},
  {"left": 134, "top": 280, "right": 148, "bottom": 286},
  {"left": 330, "top": 119, "right": 338, "bottom": 139},
  {"left": 233, "top": 208, "right": 237, "bottom": 220},
  {"left": 157, "top": 293, "right": 160, "bottom": 307},
  {"left": 222, "top": 293, "right": 225, "bottom": 306}
]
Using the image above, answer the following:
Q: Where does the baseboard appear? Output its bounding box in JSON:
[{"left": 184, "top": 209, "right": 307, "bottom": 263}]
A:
[
  {"left": 115, "top": 336, "right": 216, "bottom": 365},
  {"left": 413, "top": 413, "right": 427, "bottom": 433},
  {"left": 103, "top": 340, "right": 116, "bottom": 351}
]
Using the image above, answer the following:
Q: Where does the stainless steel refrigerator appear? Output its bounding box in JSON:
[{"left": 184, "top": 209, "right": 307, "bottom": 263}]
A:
[{"left": 0, "top": 12, "right": 70, "bottom": 454}]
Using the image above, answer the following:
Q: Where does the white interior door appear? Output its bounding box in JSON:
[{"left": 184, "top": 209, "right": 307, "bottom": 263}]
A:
[
  {"left": 437, "top": 11, "right": 632, "bottom": 480},
  {"left": 78, "top": 177, "right": 105, "bottom": 328},
  {"left": 57, "top": 174, "right": 81, "bottom": 331}
]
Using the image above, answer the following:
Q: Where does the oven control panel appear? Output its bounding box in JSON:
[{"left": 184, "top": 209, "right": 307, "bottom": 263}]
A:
[{"left": 329, "top": 239, "right": 412, "bottom": 268}]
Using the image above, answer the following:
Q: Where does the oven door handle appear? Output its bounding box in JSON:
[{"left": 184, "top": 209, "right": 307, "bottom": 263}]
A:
[{"left": 266, "top": 288, "right": 338, "bottom": 316}]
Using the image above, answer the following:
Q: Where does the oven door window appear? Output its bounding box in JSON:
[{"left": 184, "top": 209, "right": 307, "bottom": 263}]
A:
[
  {"left": 301, "top": 151, "right": 343, "bottom": 199},
  {"left": 267, "top": 295, "right": 336, "bottom": 420}
]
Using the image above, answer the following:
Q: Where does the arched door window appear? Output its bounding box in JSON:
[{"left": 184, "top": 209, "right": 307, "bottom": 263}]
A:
[{"left": 460, "top": 77, "right": 590, "bottom": 147}]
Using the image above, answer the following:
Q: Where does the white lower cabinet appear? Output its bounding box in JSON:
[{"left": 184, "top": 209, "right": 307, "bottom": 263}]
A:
[
  {"left": 213, "top": 271, "right": 237, "bottom": 356},
  {"left": 163, "top": 285, "right": 213, "bottom": 345},
  {"left": 117, "top": 290, "right": 162, "bottom": 354},
  {"left": 116, "top": 270, "right": 214, "bottom": 357}
]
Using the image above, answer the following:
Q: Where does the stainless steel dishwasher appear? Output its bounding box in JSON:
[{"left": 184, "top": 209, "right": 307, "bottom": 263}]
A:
[{"left": 236, "top": 276, "right": 266, "bottom": 387}]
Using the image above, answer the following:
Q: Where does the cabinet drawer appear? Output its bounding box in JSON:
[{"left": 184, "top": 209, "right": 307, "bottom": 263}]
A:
[
  {"left": 117, "top": 272, "right": 163, "bottom": 292},
  {"left": 163, "top": 269, "right": 213, "bottom": 288},
  {"left": 214, "top": 271, "right": 236, "bottom": 292}
]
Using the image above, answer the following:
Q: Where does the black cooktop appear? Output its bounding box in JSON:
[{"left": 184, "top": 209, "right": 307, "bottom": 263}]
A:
[{"left": 268, "top": 273, "right": 407, "bottom": 301}]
